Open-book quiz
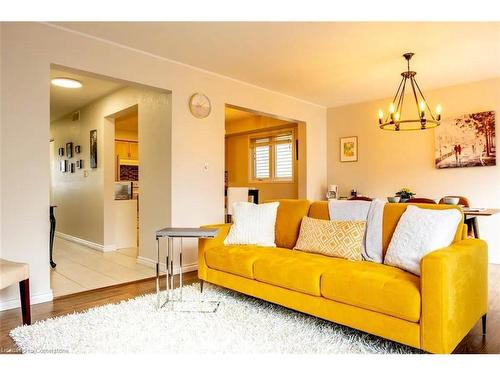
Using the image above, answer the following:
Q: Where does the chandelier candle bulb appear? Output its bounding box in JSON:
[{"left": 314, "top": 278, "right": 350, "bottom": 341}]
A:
[
  {"left": 378, "top": 109, "right": 384, "bottom": 124},
  {"left": 436, "top": 104, "right": 442, "bottom": 121},
  {"left": 419, "top": 101, "right": 426, "bottom": 118}
]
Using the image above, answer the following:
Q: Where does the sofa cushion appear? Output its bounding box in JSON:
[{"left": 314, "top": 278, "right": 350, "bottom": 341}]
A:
[
  {"left": 308, "top": 201, "right": 329, "bottom": 220},
  {"left": 274, "top": 199, "right": 311, "bottom": 249},
  {"left": 253, "top": 249, "right": 343, "bottom": 296},
  {"left": 321, "top": 261, "right": 421, "bottom": 322},
  {"left": 205, "top": 245, "right": 279, "bottom": 279}
]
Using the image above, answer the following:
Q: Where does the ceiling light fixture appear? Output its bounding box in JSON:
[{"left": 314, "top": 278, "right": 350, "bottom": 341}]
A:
[
  {"left": 378, "top": 53, "right": 441, "bottom": 131},
  {"left": 51, "top": 77, "right": 83, "bottom": 89}
]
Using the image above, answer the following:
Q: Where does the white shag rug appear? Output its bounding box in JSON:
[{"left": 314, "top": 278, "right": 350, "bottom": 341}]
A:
[{"left": 10, "top": 283, "right": 421, "bottom": 354}]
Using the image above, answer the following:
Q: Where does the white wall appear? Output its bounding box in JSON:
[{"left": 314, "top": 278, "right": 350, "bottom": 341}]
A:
[
  {"left": 0, "top": 23, "right": 327, "bottom": 309},
  {"left": 327, "top": 78, "right": 500, "bottom": 263}
]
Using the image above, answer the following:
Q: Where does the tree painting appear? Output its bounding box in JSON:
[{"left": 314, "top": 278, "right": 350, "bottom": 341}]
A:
[{"left": 435, "top": 111, "right": 496, "bottom": 169}]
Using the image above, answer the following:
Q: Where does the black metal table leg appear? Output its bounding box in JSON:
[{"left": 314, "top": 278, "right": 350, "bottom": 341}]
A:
[
  {"left": 50, "top": 206, "right": 57, "bottom": 268},
  {"left": 465, "top": 216, "right": 480, "bottom": 239}
]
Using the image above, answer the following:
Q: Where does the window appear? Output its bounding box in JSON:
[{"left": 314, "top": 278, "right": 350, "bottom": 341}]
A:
[{"left": 250, "top": 130, "right": 295, "bottom": 182}]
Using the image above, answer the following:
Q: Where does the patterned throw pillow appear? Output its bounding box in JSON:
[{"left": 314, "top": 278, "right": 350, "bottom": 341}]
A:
[{"left": 294, "top": 216, "right": 366, "bottom": 260}]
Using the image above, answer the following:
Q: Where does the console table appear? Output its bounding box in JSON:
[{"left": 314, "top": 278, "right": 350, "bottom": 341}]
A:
[
  {"left": 155, "top": 227, "right": 219, "bottom": 311},
  {"left": 49, "top": 205, "right": 57, "bottom": 268}
]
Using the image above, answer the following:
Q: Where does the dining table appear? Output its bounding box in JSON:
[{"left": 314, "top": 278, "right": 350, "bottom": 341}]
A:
[{"left": 462, "top": 208, "right": 500, "bottom": 239}]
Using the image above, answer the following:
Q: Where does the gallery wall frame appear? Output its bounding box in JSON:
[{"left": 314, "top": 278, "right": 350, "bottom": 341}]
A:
[
  {"left": 90, "top": 129, "right": 97, "bottom": 169},
  {"left": 66, "top": 142, "right": 73, "bottom": 158}
]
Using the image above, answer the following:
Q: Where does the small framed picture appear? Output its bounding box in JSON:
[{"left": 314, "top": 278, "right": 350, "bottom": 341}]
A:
[
  {"left": 76, "top": 159, "right": 84, "bottom": 169},
  {"left": 70, "top": 163, "right": 75, "bottom": 173},
  {"left": 60, "top": 159, "right": 68, "bottom": 172},
  {"left": 66, "top": 142, "right": 74, "bottom": 158},
  {"left": 340, "top": 136, "right": 358, "bottom": 162},
  {"left": 75, "top": 145, "right": 81, "bottom": 154},
  {"left": 58, "top": 147, "right": 65, "bottom": 157}
]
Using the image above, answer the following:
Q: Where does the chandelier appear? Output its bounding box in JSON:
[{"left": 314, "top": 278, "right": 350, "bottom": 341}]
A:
[{"left": 378, "top": 53, "right": 441, "bottom": 131}]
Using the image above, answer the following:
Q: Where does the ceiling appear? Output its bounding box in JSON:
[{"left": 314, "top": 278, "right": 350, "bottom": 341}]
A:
[
  {"left": 115, "top": 109, "right": 138, "bottom": 132},
  {"left": 53, "top": 22, "right": 500, "bottom": 108},
  {"left": 50, "top": 69, "right": 125, "bottom": 121},
  {"left": 225, "top": 106, "right": 259, "bottom": 123}
]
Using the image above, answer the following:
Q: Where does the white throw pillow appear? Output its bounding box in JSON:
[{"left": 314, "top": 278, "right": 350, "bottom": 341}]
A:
[
  {"left": 224, "top": 202, "right": 280, "bottom": 247},
  {"left": 384, "top": 205, "right": 462, "bottom": 275}
]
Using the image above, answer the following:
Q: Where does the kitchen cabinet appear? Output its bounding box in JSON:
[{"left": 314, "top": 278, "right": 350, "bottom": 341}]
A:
[
  {"left": 129, "top": 142, "right": 139, "bottom": 160},
  {"left": 115, "top": 140, "right": 138, "bottom": 160}
]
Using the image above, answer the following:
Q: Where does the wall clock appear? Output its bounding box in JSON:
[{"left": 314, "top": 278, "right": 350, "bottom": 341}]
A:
[{"left": 189, "top": 93, "right": 211, "bottom": 119}]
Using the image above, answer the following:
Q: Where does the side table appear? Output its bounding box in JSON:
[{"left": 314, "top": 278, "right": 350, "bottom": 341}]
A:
[{"left": 155, "top": 227, "right": 219, "bottom": 311}]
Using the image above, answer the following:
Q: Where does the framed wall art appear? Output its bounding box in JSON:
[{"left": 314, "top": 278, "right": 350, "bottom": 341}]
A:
[
  {"left": 435, "top": 111, "right": 496, "bottom": 169},
  {"left": 90, "top": 129, "right": 97, "bottom": 168},
  {"left": 340, "top": 136, "right": 358, "bottom": 162}
]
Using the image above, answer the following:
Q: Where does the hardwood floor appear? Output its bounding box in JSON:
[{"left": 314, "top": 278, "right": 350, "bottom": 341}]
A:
[{"left": 1, "top": 267, "right": 499, "bottom": 354}]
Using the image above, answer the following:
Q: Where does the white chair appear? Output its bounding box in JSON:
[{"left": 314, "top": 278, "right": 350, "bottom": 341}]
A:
[
  {"left": 0, "top": 259, "right": 31, "bottom": 325},
  {"left": 226, "top": 187, "right": 250, "bottom": 223}
]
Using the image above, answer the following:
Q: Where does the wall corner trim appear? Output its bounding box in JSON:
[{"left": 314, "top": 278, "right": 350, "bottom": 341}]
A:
[{"left": 55, "top": 232, "right": 116, "bottom": 252}]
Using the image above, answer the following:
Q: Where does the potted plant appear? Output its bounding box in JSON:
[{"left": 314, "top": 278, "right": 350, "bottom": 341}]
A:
[{"left": 395, "top": 188, "right": 415, "bottom": 202}]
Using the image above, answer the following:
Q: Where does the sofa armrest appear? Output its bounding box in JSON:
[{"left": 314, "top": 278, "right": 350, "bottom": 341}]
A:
[
  {"left": 197, "top": 223, "right": 232, "bottom": 279},
  {"left": 421, "top": 239, "right": 488, "bottom": 353}
]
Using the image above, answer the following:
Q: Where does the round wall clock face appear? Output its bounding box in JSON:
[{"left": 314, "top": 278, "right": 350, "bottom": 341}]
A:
[{"left": 189, "top": 93, "right": 211, "bottom": 119}]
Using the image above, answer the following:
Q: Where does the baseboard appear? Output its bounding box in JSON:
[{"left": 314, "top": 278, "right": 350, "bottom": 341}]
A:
[
  {"left": 55, "top": 231, "right": 116, "bottom": 252},
  {"left": 489, "top": 256, "right": 500, "bottom": 265},
  {"left": 0, "top": 290, "right": 54, "bottom": 312},
  {"left": 136, "top": 256, "right": 198, "bottom": 275}
]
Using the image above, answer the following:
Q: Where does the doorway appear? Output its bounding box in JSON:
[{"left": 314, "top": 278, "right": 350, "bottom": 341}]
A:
[
  {"left": 49, "top": 66, "right": 171, "bottom": 297},
  {"left": 224, "top": 104, "right": 306, "bottom": 217}
]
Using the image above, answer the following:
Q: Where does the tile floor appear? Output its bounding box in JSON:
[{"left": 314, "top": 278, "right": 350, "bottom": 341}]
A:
[{"left": 50, "top": 237, "right": 155, "bottom": 297}]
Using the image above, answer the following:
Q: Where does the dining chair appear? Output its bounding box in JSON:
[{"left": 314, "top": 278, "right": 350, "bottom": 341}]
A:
[
  {"left": 348, "top": 196, "right": 373, "bottom": 201},
  {"left": 0, "top": 259, "right": 31, "bottom": 325},
  {"left": 406, "top": 197, "right": 437, "bottom": 204}
]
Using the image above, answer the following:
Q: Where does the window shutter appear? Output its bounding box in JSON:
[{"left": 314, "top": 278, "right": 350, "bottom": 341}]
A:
[
  {"left": 253, "top": 138, "right": 270, "bottom": 179},
  {"left": 275, "top": 133, "right": 293, "bottom": 179}
]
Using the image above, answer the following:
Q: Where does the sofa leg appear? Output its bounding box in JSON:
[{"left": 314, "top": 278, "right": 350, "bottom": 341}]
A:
[
  {"left": 200, "top": 280, "right": 204, "bottom": 293},
  {"left": 19, "top": 278, "right": 31, "bottom": 325},
  {"left": 482, "top": 314, "right": 487, "bottom": 335}
]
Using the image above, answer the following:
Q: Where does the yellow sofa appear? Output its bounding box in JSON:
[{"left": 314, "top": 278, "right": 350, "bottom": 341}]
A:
[{"left": 198, "top": 199, "right": 488, "bottom": 354}]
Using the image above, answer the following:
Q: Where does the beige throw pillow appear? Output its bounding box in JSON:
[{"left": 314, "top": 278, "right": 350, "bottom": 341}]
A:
[{"left": 294, "top": 216, "right": 366, "bottom": 260}]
